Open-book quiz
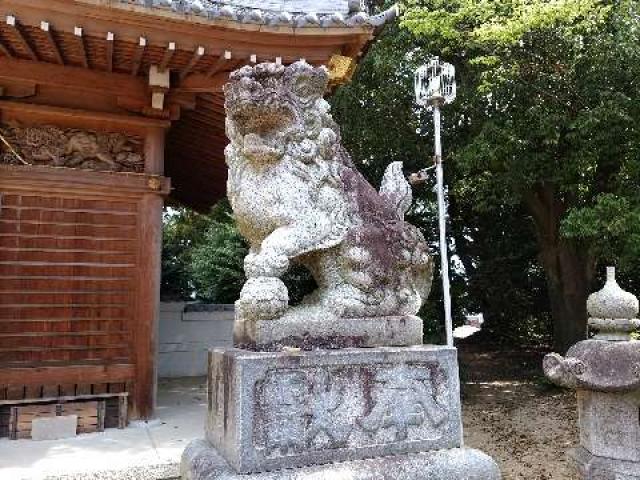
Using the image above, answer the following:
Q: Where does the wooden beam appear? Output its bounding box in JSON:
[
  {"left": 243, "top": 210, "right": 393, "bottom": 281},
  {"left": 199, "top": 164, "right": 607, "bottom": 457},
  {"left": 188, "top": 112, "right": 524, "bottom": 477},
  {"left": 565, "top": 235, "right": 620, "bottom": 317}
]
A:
[
  {"left": 159, "top": 42, "right": 176, "bottom": 72},
  {"left": 130, "top": 36, "right": 146, "bottom": 76},
  {"left": 5, "top": 15, "right": 37, "bottom": 61},
  {"left": 174, "top": 71, "right": 229, "bottom": 93},
  {"left": 0, "top": 363, "right": 135, "bottom": 386},
  {"left": 40, "top": 21, "right": 64, "bottom": 65},
  {"left": 0, "top": 101, "right": 170, "bottom": 137},
  {"left": 74, "top": 26, "right": 89, "bottom": 68},
  {"left": 0, "top": 162, "right": 171, "bottom": 198},
  {"left": 206, "top": 50, "right": 232, "bottom": 77},
  {"left": 179, "top": 46, "right": 205, "bottom": 81},
  {"left": 106, "top": 31, "right": 114, "bottom": 72},
  {"left": 145, "top": 127, "right": 165, "bottom": 175},
  {"left": 0, "top": 57, "right": 148, "bottom": 101}
]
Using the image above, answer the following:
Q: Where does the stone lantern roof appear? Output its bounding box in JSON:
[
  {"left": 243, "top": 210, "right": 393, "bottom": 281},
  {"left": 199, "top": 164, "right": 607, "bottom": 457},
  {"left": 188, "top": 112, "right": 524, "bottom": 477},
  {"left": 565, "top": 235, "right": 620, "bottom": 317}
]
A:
[{"left": 544, "top": 266, "right": 640, "bottom": 393}]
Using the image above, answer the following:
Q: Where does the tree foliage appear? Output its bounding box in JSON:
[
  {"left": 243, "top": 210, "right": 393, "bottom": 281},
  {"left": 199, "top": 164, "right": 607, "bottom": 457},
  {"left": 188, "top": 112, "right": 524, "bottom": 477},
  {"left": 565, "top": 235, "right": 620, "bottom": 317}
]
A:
[
  {"left": 161, "top": 201, "right": 316, "bottom": 305},
  {"left": 332, "top": 0, "right": 640, "bottom": 349},
  {"left": 403, "top": 0, "right": 640, "bottom": 350}
]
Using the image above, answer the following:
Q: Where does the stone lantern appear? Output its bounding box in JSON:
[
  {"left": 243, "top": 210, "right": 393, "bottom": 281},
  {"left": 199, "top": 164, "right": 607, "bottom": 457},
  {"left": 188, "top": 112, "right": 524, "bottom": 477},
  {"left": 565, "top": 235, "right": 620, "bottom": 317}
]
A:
[{"left": 544, "top": 267, "right": 640, "bottom": 480}]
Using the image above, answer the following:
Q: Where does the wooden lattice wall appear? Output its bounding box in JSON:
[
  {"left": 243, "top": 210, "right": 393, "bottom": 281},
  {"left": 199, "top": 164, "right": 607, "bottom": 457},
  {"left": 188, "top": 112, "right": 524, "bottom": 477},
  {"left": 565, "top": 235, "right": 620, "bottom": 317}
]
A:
[{"left": 0, "top": 109, "right": 169, "bottom": 419}]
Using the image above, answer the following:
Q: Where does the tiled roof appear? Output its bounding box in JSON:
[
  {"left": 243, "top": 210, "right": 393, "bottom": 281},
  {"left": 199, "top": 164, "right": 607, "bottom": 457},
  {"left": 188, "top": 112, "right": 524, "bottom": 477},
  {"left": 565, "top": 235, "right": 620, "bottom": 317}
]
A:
[{"left": 119, "top": 0, "right": 398, "bottom": 29}]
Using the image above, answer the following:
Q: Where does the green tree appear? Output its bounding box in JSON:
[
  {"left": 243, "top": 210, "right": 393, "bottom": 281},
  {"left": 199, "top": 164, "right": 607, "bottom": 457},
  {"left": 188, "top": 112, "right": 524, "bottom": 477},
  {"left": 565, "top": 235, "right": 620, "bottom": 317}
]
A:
[
  {"left": 331, "top": 22, "right": 551, "bottom": 345},
  {"left": 400, "top": 0, "right": 640, "bottom": 351},
  {"left": 161, "top": 207, "right": 211, "bottom": 300},
  {"left": 191, "top": 217, "right": 248, "bottom": 304},
  {"left": 162, "top": 200, "right": 316, "bottom": 305}
]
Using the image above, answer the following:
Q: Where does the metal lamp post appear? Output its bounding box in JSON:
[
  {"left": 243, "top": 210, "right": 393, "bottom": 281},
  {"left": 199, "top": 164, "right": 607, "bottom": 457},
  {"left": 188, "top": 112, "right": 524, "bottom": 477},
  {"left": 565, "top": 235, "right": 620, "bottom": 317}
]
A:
[{"left": 414, "top": 57, "right": 456, "bottom": 347}]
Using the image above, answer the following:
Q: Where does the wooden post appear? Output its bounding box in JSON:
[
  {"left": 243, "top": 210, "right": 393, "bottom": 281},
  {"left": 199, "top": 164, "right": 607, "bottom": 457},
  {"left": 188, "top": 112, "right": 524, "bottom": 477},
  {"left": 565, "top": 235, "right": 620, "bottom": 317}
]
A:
[
  {"left": 132, "top": 127, "right": 166, "bottom": 419},
  {"left": 145, "top": 127, "right": 165, "bottom": 175}
]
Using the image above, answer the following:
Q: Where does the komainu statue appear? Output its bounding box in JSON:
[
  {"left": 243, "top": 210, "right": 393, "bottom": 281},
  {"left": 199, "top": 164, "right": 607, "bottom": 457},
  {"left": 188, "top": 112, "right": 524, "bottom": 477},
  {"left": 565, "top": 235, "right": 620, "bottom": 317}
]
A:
[{"left": 224, "top": 61, "right": 433, "bottom": 349}]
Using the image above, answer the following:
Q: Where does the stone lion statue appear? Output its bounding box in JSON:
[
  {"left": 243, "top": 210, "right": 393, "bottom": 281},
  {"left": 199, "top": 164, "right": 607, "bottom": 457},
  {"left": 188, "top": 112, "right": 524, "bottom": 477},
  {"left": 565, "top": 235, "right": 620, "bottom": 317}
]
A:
[{"left": 224, "top": 61, "right": 433, "bottom": 349}]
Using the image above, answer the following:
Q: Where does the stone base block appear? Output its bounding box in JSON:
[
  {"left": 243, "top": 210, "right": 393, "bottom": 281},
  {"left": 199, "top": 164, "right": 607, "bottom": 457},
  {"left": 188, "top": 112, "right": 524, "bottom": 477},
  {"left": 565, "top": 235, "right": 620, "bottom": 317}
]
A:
[
  {"left": 571, "top": 446, "right": 640, "bottom": 479},
  {"left": 233, "top": 313, "right": 423, "bottom": 350},
  {"left": 206, "top": 346, "right": 462, "bottom": 473},
  {"left": 182, "top": 439, "right": 501, "bottom": 480}
]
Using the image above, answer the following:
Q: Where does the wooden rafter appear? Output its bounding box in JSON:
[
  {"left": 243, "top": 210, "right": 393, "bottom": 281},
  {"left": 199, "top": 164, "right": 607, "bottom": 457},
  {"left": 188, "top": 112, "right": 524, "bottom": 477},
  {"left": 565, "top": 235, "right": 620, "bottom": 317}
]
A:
[
  {"left": 159, "top": 42, "right": 176, "bottom": 72},
  {"left": 74, "top": 26, "right": 89, "bottom": 68},
  {"left": 130, "top": 36, "right": 146, "bottom": 76},
  {"left": 106, "top": 32, "right": 114, "bottom": 72},
  {"left": 6, "top": 16, "right": 37, "bottom": 61},
  {"left": 179, "top": 46, "right": 205, "bottom": 81},
  {"left": 40, "top": 21, "right": 64, "bottom": 65},
  {"left": 206, "top": 50, "right": 232, "bottom": 77},
  {"left": 0, "top": 36, "right": 13, "bottom": 58}
]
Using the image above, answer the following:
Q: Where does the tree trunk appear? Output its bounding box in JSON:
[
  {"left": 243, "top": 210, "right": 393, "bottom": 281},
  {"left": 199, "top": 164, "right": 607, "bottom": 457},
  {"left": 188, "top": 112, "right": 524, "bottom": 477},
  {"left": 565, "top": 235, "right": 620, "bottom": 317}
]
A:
[{"left": 524, "top": 185, "right": 595, "bottom": 353}]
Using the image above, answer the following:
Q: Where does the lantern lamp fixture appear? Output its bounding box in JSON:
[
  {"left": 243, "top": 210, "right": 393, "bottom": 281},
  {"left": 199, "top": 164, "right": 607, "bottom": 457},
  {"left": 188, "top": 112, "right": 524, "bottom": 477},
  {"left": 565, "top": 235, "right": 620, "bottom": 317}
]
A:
[{"left": 415, "top": 56, "right": 456, "bottom": 108}]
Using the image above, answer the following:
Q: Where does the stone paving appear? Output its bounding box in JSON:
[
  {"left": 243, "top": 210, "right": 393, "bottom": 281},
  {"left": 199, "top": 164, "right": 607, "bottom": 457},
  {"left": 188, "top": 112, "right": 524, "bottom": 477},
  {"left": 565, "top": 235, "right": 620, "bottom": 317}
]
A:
[{"left": 0, "top": 378, "right": 206, "bottom": 480}]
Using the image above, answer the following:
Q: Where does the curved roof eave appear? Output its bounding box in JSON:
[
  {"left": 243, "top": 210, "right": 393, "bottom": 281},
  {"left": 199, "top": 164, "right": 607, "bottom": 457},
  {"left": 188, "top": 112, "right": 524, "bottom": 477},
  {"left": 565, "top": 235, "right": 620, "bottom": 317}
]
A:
[{"left": 91, "top": 0, "right": 399, "bottom": 34}]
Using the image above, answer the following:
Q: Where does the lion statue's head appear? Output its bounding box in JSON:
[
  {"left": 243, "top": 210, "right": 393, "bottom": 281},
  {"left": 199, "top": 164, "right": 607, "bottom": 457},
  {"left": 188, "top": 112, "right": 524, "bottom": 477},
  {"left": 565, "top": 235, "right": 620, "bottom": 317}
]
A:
[{"left": 224, "top": 61, "right": 340, "bottom": 165}]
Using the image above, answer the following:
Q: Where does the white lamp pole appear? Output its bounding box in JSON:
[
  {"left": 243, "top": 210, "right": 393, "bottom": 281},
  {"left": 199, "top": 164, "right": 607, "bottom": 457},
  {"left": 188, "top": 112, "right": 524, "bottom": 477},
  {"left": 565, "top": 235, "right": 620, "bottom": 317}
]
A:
[{"left": 415, "top": 57, "right": 456, "bottom": 347}]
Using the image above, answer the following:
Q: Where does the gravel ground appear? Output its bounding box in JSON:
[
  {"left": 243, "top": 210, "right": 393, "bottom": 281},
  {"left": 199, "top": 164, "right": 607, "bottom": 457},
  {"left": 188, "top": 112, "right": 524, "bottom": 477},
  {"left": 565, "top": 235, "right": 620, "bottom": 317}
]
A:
[{"left": 459, "top": 347, "right": 579, "bottom": 480}]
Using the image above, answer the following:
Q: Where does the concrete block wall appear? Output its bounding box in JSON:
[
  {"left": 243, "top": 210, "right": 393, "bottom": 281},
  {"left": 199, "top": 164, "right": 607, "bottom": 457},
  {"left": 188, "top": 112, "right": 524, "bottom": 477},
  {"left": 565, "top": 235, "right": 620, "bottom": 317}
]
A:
[{"left": 158, "top": 303, "right": 234, "bottom": 378}]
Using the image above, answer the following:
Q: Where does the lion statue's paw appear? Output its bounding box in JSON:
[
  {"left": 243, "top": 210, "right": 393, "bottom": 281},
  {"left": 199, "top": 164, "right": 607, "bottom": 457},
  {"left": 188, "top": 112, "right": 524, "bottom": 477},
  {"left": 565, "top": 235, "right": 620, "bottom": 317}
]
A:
[
  {"left": 244, "top": 251, "right": 290, "bottom": 278},
  {"left": 236, "top": 276, "right": 289, "bottom": 321}
]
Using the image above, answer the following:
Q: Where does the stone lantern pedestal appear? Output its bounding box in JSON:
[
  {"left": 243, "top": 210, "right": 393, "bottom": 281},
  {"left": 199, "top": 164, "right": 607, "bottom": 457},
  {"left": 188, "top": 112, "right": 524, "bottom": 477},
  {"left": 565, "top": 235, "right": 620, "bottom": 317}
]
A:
[{"left": 544, "top": 267, "right": 640, "bottom": 480}]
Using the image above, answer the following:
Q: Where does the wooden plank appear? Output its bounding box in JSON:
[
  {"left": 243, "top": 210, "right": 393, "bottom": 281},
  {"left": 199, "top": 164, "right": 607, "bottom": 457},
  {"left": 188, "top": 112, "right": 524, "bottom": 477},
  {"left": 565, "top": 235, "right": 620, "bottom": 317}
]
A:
[
  {"left": 0, "top": 278, "right": 133, "bottom": 291},
  {"left": 0, "top": 321, "right": 126, "bottom": 335},
  {"left": 0, "top": 392, "right": 127, "bottom": 406},
  {"left": 0, "top": 221, "right": 137, "bottom": 238},
  {"left": 0, "top": 267, "right": 135, "bottom": 281},
  {"left": 0, "top": 251, "right": 136, "bottom": 265},
  {"left": 0, "top": 193, "right": 138, "bottom": 212},
  {"left": 0, "top": 350, "right": 128, "bottom": 364},
  {"left": 0, "top": 237, "right": 135, "bottom": 252},
  {"left": 0, "top": 291, "right": 131, "bottom": 304},
  {"left": 0, "top": 335, "right": 130, "bottom": 350},
  {"left": 0, "top": 364, "right": 135, "bottom": 386},
  {"left": 0, "top": 207, "right": 138, "bottom": 225},
  {"left": 0, "top": 344, "right": 129, "bottom": 353}
]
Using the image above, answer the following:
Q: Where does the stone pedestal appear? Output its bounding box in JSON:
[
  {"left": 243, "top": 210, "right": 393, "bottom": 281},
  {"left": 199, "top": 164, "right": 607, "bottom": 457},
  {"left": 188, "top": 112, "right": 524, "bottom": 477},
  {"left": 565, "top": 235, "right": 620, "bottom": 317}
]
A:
[
  {"left": 233, "top": 313, "right": 424, "bottom": 350},
  {"left": 182, "top": 346, "right": 500, "bottom": 479},
  {"left": 571, "top": 446, "right": 640, "bottom": 480},
  {"left": 182, "top": 439, "right": 500, "bottom": 480}
]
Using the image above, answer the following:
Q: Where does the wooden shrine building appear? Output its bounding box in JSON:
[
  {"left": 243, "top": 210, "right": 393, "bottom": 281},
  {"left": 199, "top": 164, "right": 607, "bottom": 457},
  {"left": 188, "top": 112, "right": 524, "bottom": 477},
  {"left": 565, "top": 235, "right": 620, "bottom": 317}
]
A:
[{"left": 0, "top": 0, "right": 395, "bottom": 424}]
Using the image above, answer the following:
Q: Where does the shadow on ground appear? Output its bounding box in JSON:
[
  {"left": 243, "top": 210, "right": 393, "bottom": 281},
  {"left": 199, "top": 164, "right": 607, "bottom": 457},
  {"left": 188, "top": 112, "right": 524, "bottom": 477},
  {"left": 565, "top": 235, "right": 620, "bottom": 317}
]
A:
[{"left": 459, "top": 344, "right": 578, "bottom": 480}]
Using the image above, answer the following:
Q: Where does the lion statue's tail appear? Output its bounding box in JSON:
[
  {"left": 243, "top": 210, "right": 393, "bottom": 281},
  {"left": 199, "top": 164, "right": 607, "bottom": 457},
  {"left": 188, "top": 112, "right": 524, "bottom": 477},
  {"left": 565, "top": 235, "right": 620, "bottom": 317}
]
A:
[{"left": 379, "top": 162, "right": 412, "bottom": 220}]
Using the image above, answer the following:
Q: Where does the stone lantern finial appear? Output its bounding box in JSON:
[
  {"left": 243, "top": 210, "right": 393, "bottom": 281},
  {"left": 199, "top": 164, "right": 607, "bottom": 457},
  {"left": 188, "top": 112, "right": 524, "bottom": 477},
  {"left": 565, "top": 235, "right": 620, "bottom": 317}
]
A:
[{"left": 586, "top": 266, "right": 640, "bottom": 341}]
